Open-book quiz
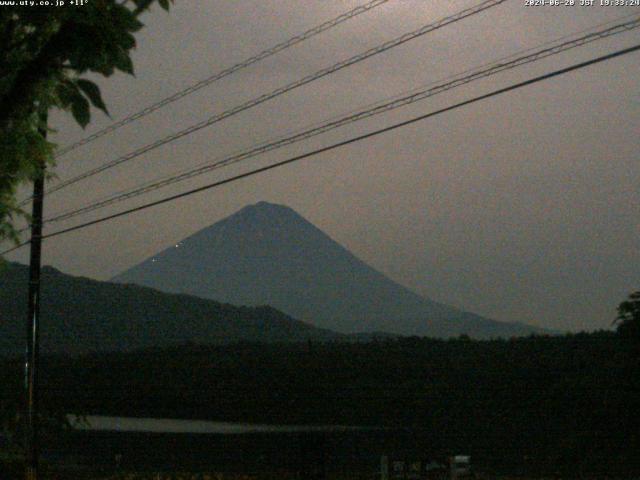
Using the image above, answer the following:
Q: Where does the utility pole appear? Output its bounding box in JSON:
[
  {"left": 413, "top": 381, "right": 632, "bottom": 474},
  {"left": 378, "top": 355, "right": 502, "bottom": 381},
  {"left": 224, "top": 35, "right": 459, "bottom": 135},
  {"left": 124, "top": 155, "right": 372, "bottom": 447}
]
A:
[{"left": 24, "top": 113, "right": 46, "bottom": 480}]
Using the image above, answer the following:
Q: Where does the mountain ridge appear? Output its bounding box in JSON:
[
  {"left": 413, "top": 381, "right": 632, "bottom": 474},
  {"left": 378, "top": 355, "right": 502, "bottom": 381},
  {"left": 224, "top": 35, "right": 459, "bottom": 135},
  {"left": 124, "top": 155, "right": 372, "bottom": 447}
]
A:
[
  {"left": 113, "top": 201, "right": 546, "bottom": 338},
  {"left": 0, "top": 261, "right": 349, "bottom": 356}
]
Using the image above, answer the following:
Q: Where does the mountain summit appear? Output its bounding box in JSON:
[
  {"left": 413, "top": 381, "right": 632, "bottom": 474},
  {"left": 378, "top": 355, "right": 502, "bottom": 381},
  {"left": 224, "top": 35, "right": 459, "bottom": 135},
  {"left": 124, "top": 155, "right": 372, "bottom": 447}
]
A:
[{"left": 113, "top": 202, "right": 542, "bottom": 338}]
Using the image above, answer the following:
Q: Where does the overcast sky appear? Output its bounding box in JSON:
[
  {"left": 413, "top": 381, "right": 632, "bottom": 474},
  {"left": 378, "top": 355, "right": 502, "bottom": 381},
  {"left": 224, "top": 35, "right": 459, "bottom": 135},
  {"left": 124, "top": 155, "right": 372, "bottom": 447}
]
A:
[{"left": 6, "top": 0, "right": 639, "bottom": 333}]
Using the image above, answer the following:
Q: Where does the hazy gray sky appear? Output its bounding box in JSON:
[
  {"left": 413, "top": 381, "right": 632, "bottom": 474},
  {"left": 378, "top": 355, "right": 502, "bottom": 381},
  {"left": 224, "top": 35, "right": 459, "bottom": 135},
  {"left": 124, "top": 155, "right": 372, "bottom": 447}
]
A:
[{"left": 6, "top": 0, "right": 639, "bottom": 333}]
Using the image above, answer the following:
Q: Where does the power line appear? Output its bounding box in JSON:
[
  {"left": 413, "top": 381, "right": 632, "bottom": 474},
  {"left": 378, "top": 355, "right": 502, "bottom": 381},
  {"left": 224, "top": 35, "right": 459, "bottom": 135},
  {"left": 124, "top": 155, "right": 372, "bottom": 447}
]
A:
[
  {"left": 40, "top": 17, "right": 640, "bottom": 225},
  {"left": 36, "top": 0, "right": 509, "bottom": 200},
  {"left": 46, "top": 11, "right": 639, "bottom": 223},
  {"left": 53, "top": 0, "right": 392, "bottom": 159},
  {"left": 3, "top": 42, "right": 638, "bottom": 256}
]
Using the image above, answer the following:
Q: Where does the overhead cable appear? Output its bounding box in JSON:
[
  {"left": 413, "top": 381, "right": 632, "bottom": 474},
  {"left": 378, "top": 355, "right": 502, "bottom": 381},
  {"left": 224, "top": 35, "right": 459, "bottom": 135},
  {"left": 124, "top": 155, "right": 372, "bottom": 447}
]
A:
[
  {"left": 41, "top": 16, "right": 640, "bottom": 225},
  {"left": 37, "top": 0, "right": 509, "bottom": 199},
  {"left": 54, "top": 0, "right": 392, "bottom": 158},
  {"left": 3, "top": 42, "right": 638, "bottom": 256}
]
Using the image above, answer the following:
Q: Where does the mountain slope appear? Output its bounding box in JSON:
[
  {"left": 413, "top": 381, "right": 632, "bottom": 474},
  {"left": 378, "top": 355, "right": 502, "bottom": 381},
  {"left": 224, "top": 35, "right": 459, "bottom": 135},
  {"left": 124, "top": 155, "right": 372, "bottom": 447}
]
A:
[
  {"left": 113, "top": 202, "right": 544, "bottom": 338},
  {"left": 0, "top": 262, "right": 342, "bottom": 356}
]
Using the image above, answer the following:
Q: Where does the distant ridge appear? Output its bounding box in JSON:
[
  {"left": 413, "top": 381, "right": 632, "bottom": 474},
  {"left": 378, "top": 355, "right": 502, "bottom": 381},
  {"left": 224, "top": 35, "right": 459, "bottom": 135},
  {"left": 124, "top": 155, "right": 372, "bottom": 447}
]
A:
[
  {"left": 0, "top": 262, "right": 345, "bottom": 356},
  {"left": 113, "top": 202, "right": 545, "bottom": 338}
]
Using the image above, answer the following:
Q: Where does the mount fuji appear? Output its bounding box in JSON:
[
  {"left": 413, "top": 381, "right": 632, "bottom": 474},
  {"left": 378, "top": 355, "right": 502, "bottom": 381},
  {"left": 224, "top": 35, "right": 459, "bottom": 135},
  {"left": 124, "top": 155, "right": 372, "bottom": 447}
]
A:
[{"left": 113, "top": 202, "right": 544, "bottom": 338}]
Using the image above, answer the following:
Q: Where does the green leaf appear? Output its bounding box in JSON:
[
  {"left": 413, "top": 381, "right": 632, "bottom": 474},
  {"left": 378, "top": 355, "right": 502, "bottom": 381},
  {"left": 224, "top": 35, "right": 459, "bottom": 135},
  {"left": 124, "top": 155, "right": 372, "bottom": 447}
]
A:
[
  {"left": 113, "top": 4, "right": 144, "bottom": 32},
  {"left": 55, "top": 80, "right": 77, "bottom": 109},
  {"left": 120, "top": 32, "right": 137, "bottom": 50},
  {"left": 132, "top": 0, "right": 155, "bottom": 15},
  {"left": 70, "top": 93, "right": 90, "bottom": 128},
  {"left": 158, "top": 0, "right": 170, "bottom": 11},
  {"left": 133, "top": 0, "right": 155, "bottom": 9},
  {"left": 76, "top": 79, "right": 109, "bottom": 116},
  {"left": 125, "top": 16, "right": 144, "bottom": 33},
  {"left": 113, "top": 48, "right": 134, "bottom": 75}
]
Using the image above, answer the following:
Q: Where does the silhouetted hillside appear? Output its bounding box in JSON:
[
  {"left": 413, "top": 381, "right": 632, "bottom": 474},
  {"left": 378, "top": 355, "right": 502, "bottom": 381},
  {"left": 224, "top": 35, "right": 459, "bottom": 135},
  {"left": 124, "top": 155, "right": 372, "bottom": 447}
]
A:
[
  {"left": 0, "top": 262, "right": 343, "bottom": 356},
  {"left": 1, "top": 332, "right": 637, "bottom": 477}
]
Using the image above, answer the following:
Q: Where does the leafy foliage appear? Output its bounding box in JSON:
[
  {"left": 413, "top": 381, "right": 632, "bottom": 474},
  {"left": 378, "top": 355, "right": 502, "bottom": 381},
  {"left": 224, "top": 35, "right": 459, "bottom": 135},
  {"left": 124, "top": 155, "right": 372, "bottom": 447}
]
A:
[
  {"left": 0, "top": 0, "right": 174, "bottom": 245},
  {"left": 614, "top": 290, "right": 640, "bottom": 340}
]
